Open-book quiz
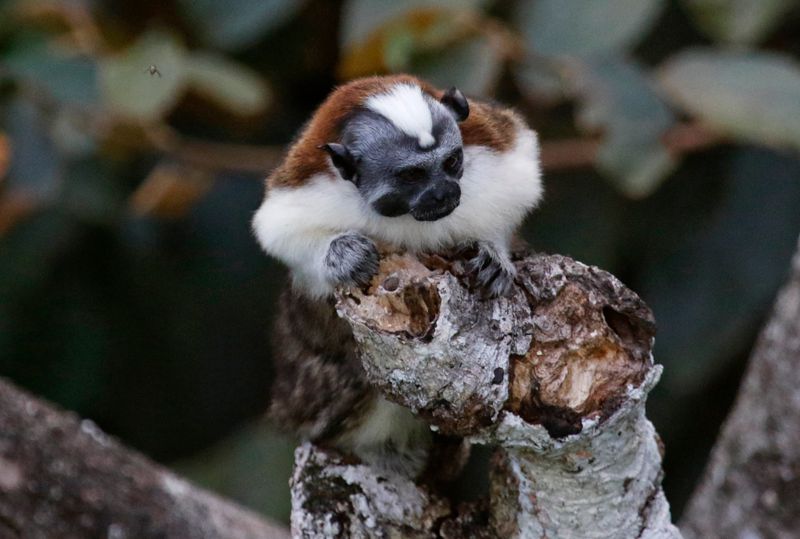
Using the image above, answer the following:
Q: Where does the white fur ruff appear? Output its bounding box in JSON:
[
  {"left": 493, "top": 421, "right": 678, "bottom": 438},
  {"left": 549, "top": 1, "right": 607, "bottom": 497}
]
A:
[
  {"left": 337, "top": 397, "right": 431, "bottom": 478},
  {"left": 252, "top": 123, "right": 543, "bottom": 298}
]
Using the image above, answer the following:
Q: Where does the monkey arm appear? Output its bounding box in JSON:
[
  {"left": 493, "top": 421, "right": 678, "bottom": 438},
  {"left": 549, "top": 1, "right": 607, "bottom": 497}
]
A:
[{"left": 252, "top": 180, "right": 379, "bottom": 297}]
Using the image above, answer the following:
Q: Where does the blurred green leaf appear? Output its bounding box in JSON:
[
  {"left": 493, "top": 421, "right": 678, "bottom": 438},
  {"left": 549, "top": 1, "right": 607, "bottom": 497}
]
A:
[
  {"left": 523, "top": 170, "right": 624, "bottom": 270},
  {"left": 383, "top": 28, "right": 417, "bottom": 71},
  {"left": 185, "top": 53, "right": 271, "bottom": 116},
  {"left": 658, "top": 49, "right": 800, "bottom": 151},
  {"left": 174, "top": 424, "right": 294, "bottom": 524},
  {"left": 59, "top": 158, "right": 126, "bottom": 225},
  {"left": 516, "top": 0, "right": 665, "bottom": 57},
  {"left": 49, "top": 110, "right": 96, "bottom": 158},
  {"left": 4, "top": 98, "right": 62, "bottom": 199},
  {"left": 514, "top": 57, "right": 568, "bottom": 102},
  {"left": 642, "top": 147, "right": 800, "bottom": 394},
  {"left": 0, "top": 212, "right": 113, "bottom": 412},
  {"left": 681, "top": 0, "right": 794, "bottom": 45},
  {"left": 568, "top": 58, "right": 676, "bottom": 197},
  {"left": 0, "top": 0, "right": 18, "bottom": 38},
  {"left": 412, "top": 34, "right": 502, "bottom": 96},
  {"left": 179, "top": 0, "right": 308, "bottom": 51},
  {"left": 0, "top": 209, "right": 75, "bottom": 303},
  {"left": 40, "top": 288, "right": 113, "bottom": 411},
  {"left": 4, "top": 38, "right": 98, "bottom": 105},
  {"left": 339, "top": 0, "right": 490, "bottom": 78},
  {"left": 341, "top": 0, "right": 488, "bottom": 48},
  {"left": 99, "top": 30, "right": 187, "bottom": 121}
]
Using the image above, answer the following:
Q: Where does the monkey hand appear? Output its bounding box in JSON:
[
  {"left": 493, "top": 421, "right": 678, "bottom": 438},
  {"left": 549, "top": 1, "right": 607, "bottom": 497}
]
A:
[
  {"left": 325, "top": 232, "right": 380, "bottom": 288},
  {"left": 465, "top": 241, "right": 517, "bottom": 298}
]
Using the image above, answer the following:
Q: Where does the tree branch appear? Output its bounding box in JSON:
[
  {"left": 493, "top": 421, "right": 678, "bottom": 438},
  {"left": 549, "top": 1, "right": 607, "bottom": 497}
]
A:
[
  {"left": 681, "top": 235, "right": 800, "bottom": 538},
  {"left": 145, "top": 126, "right": 285, "bottom": 175},
  {"left": 290, "top": 252, "right": 682, "bottom": 538},
  {"left": 0, "top": 378, "right": 289, "bottom": 539},
  {"left": 143, "top": 122, "right": 720, "bottom": 176},
  {"left": 539, "top": 122, "right": 721, "bottom": 172}
]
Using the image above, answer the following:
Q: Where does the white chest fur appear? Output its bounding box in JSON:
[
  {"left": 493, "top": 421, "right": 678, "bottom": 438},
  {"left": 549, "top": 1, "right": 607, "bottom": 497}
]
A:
[
  {"left": 336, "top": 396, "right": 432, "bottom": 477},
  {"left": 252, "top": 128, "right": 542, "bottom": 298}
]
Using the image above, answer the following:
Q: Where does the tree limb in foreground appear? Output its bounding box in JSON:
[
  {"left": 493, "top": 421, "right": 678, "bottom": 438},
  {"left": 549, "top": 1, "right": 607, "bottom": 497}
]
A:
[
  {"left": 0, "top": 378, "right": 289, "bottom": 539},
  {"left": 681, "top": 236, "right": 800, "bottom": 539},
  {"left": 291, "top": 252, "right": 682, "bottom": 538}
]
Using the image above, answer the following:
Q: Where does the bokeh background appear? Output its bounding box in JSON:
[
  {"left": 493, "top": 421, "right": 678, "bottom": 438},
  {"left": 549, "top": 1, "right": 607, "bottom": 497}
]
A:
[{"left": 2, "top": 0, "right": 800, "bottom": 524}]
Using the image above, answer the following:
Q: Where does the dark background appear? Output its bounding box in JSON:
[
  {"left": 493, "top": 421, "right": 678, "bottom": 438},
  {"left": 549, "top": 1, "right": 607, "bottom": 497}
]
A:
[{"left": 2, "top": 0, "right": 800, "bottom": 524}]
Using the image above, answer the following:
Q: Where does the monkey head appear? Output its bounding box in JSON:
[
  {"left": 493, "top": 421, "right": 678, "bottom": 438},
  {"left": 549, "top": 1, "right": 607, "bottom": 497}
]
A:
[{"left": 322, "top": 86, "right": 469, "bottom": 222}]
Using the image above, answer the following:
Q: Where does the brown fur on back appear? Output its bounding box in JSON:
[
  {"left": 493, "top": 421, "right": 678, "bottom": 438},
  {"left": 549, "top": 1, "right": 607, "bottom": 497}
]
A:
[
  {"left": 459, "top": 100, "right": 519, "bottom": 152},
  {"left": 267, "top": 75, "right": 520, "bottom": 189},
  {"left": 269, "top": 285, "right": 375, "bottom": 442}
]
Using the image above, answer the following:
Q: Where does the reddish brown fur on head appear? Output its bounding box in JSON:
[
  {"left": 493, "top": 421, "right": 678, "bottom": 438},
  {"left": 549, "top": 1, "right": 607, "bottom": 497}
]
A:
[{"left": 266, "top": 75, "right": 519, "bottom": 189}]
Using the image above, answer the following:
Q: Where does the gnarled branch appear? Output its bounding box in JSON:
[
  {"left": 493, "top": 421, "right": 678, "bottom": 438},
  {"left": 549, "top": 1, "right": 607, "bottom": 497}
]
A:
[
  {"left": 0, "top": 378, "right": 288, "bottom": 539},
  {"left": 291, "top": 252, "right": 681, "bottom": 538},
  {"left": 681, "top": 236, "right": 800, "bottom": 539}
]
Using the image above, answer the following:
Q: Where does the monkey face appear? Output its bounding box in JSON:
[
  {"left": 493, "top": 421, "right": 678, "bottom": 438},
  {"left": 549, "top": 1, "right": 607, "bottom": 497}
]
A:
[
  {"left": 323, "top": 87, "right": 469, "bottom": 222},
  {"left": 358, "top": 122, "right": 464, "bottom": 222}
]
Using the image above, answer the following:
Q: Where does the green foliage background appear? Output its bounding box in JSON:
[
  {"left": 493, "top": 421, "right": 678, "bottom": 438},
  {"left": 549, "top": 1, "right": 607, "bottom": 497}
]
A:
[{"left": 1, "top": 0, "right": 800, "bottom": 523}]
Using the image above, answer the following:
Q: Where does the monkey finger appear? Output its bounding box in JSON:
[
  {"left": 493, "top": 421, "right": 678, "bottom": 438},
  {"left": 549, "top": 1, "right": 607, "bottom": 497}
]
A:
[{"left": 479, "top": 265, "right": 516, "bottom": 298}]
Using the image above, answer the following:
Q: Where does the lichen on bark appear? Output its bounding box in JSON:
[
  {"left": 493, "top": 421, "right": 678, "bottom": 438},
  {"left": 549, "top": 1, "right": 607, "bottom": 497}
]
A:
[
  {"left": 681, "top": 237, "right": 800, "bottom": 539},
  {"left": 290, "top": 252, "right": 681, "bottom": 538}
]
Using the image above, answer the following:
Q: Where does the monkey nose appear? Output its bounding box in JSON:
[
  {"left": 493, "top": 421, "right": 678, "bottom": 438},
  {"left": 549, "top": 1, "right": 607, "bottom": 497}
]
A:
[{"left": 433, "top": 181, "right": 460, "bottom": 203}]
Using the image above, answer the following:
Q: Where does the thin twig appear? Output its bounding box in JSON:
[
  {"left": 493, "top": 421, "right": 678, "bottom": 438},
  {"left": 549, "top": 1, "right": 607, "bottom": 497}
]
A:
[
  {"left": 539, "top": 121, "right": 722, "bottom": 172},
  {"left": 148, "top": 122, "right": 722, "bottom": 176},
  {"left": 145, "top": 126, "right": 284, "bottom": 175}
]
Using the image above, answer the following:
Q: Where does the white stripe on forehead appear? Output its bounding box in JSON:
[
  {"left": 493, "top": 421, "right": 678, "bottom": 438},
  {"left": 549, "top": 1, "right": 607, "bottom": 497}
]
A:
[{"left": 365, "top": 84, "right": 435, "bottom": 148}]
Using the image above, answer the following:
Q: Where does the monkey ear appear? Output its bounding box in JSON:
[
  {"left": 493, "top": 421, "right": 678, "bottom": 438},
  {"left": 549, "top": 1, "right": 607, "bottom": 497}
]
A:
[
  {"left": 320, "top": 143, "right": 357, "bottom": 182},
  {"left": 441, "top": 87, "right": 469, "bottom": 122}
]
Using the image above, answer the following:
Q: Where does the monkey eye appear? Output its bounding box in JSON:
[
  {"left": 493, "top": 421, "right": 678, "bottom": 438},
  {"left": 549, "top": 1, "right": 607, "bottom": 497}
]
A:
[
  {"left": 396, "top": 166, "right": 427, "bottom": 183},
  {"left": 443, "top": 149, "right": 463, "bottom": 175}
]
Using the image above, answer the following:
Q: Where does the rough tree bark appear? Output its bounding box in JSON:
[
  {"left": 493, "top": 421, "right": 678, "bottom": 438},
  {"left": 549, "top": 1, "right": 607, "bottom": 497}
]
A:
[
  {"left": 0, "top": 378, "right": 289, "bottom": 539},
  {"left": 681, "top": 236, "right": 800, "bottom": 539},
  {"left": 290, "top": 252, "right": 682, "bottom": 538}
]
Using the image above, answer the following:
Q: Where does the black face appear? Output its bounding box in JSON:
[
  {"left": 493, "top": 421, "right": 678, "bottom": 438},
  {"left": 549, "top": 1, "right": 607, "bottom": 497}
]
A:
[
  {"left": 322, "top": 87, "right": 469, "bottom": 222},
  {"left": 377, "top": 146, "right": 463, "bottom": 221}
]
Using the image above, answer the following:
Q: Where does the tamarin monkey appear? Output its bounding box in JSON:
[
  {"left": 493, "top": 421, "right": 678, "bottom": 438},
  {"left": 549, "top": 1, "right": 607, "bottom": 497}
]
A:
[{"left": 253, "top": 75, "right": 543, "bottom": 477}]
